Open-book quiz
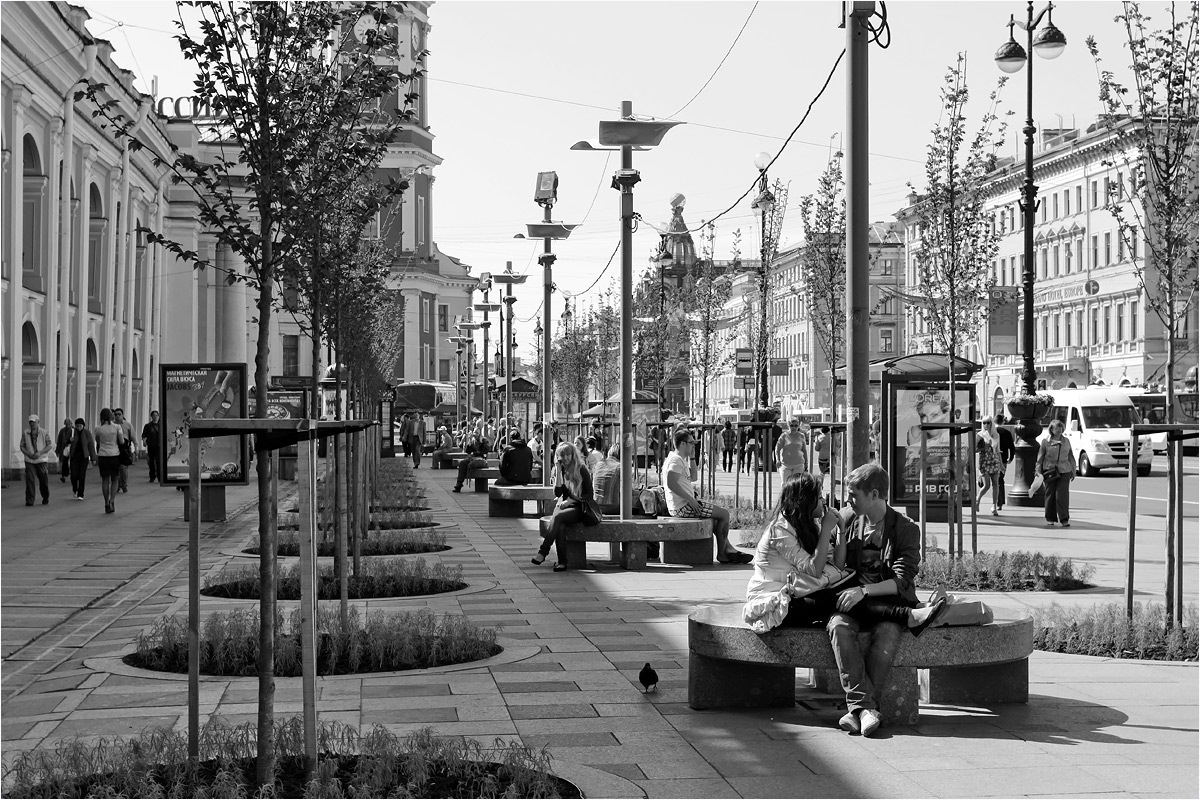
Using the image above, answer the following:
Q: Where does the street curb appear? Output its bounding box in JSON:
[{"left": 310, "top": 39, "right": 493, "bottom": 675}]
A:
[{"left": 168, "top": 578, "right": 500, "bottom": 603}]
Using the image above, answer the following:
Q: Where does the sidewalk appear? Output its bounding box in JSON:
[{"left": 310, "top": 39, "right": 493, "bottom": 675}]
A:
[{"left": 2, "top": 461, "right": 1196, "bottom": 798}]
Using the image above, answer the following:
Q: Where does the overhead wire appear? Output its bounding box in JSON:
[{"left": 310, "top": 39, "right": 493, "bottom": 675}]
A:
[{"left": 664, "top": 1, "right": 758, "bottom": 120}]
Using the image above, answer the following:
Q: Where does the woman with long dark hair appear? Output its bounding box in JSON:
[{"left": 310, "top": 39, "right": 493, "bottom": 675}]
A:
[
  {"left": 532, "top": 442, "right": 594, "bottom": 572},
  {"left": 744, "top": 472, "right": 945, "bottom": 634}
]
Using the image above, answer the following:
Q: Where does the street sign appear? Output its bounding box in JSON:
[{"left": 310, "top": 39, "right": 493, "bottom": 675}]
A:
[
  {"left": 736, "top": 376, "right": 755, "bottom": 390},
  {"left": 735, "top": 348, "right": 753, "bottom": 375},
  {"left": 988, "top": 286, "right": 1019, "bottom": 355},
  {"left": 770, "top": 357, "right": 789, "bottom": 376},
  {"left": 1085, "top": 279, "right": 1100, "bottom": 295}
]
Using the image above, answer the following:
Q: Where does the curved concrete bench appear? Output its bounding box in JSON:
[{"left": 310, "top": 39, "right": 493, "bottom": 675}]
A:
[
  {"left": 688, "top": 603, "right": 1033, "bottom": 725},
  {"left": 538, "top": 515, "right": 712, "bottom": 570},
  {"left": 431, "top": 451, "right": 464, "bottom": 470},
  {"left": 468, "top": 467, "right": 500, "bottom": 492},
  {"left": 489, "top": 484, "right": 556, "bottom": 517}
]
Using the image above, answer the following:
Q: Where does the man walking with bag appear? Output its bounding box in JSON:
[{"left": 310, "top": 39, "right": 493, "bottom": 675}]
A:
[
  {"left": 141, "top": 410, "right": 161, "bottom": 482},
  {"left": 56, "top": 418, "right": 74, "bottom": 483},
  {"left": 20, "top": 414, "right": 54, "bottom": 505}
]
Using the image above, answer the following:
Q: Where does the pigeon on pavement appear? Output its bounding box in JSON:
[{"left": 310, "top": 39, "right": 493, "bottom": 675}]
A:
[{"left": 639, "top": 662, "right": 658, "bottom": 693}]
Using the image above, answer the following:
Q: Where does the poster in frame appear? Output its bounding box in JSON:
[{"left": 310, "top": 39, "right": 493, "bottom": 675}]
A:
[
  {"left": 160, "top": 363, "right": 250, "bottom": 485},
  {"left": 889, "top": 382, "right": 974, "bottom": 508}
]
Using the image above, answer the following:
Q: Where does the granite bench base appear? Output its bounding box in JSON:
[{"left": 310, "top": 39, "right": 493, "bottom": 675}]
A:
[
  {"left": 432, "top": 451, "right": 468, "bottom": 470},
  {"left": 538, "top": 515, "right": 712, "bottom": 570},
  {"left": 688, "top": 604, "right": 1033, "bottom": 725},
  {"left": 488, "top": 484, "right": 556, "bottom": 517},
  {"left": 469, "top": 467, "right": 501, "bottom": 492}
]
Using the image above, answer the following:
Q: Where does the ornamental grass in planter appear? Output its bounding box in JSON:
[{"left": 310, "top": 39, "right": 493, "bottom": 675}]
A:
[
  {"left": 201, "top": 558, "right": 465, "bottom": 601},
  {"left": 276, "top": 508, "right": 438, "bottom": 531},
  {"left": 3, "top": 720, "right": 578, "bottom": 798},
  {"left": 917, "top": 550, "right": 1093, "bottom": 591},
  {"left": 128, "top": 606, "right": 500, "bottom": 676},
  {"left": 1034, "top": 602, "right": 1198, "bottom": 661},
  {"left": 246, "top": 527, "right": 449, "bottom": 558}
]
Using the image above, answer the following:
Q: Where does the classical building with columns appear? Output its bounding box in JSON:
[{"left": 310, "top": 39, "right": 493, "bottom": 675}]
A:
[{"left": 1, "top": 1, "right": 473, "bottom": 475}]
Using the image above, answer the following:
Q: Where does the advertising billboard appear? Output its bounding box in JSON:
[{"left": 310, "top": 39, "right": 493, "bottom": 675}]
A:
[
  {"left": 889, "top": 383, "right": 974, "bottom": 507},
  {"left": 160, "top": 363, "right": 249, "bottom": 484}
]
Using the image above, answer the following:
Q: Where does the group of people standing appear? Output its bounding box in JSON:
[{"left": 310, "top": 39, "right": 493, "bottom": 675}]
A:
[{"left": 20, "top": 408, "right": 161, "bottom": 513}]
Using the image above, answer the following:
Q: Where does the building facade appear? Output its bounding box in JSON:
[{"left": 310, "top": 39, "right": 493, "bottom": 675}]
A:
[
  {"left": 1, "top": 1, "right": 472, "bottom": 475},
  {"left": 898, "top": 121, "right": 1197, "bottom": 418}
]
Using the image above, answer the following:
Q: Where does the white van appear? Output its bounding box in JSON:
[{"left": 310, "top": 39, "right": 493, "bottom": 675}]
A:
[{"left": 1039, "top": 388, "right": 1154, "bottom": 476}]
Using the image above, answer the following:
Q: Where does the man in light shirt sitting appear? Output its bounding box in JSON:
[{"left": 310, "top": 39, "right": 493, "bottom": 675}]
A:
[{"left": 661, "top": 428, "right": 751, "bottom": 564}]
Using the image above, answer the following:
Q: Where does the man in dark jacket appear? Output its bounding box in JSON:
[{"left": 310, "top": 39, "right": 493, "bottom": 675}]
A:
[
  {"left": 56, "top": 418, "right": 74, "bottom": 482},
  {"left": 496, "top": 428, "right": 533, "bottom": 486},
  {"left": 829, "top": 463, "right": 922, "bottom": 738},
  {"left": 993, "top": 413, "right": 1016, "bottom": 511}
]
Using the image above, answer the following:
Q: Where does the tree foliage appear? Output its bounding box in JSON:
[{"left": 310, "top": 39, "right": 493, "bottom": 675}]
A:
[
  {"left": 798, "top": 153, "right": 847, "bottom": 410},
  {"left": 684, "top": 221, "right": 736, "bottom": 420},
  {"left": 905, "top": 56, "right": 1009, "bottom": 362},
  {"left": 1087, "top": 1, "right": 1199, "bottom": 398},
  {"left": 552, "top": 299, "right": 595, "bottom": 417}
]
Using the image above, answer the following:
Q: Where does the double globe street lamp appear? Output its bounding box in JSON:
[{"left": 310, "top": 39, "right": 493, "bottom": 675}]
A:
[{"left": 994, "top": 0, "right": 1067, "bottom": 504}]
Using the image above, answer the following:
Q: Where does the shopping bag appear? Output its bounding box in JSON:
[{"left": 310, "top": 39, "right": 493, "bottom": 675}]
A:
[
  {"left": 925, "top": 589, "right": 994, "bottom": 627},
  {"left": 1028, "top": 472, "right": 1044, "bottom": 496}
]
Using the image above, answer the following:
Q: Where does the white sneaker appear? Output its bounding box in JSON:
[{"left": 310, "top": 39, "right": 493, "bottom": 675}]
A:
[{"left": 859, "top": 708, "right": 882, "bottom": 737}]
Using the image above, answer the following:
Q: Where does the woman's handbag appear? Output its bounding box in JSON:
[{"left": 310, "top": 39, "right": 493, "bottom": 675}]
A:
[
  {"left": 118, "top": 437, "right": 133, "bottom": 466},
  {"left": 1042, "top": 466, "right": 1059, "bottom": 481},
  {"left": 580, "top": 496, "right": 603, "bottom": 527}
]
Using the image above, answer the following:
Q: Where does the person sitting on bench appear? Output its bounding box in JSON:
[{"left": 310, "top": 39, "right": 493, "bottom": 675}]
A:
[
  {"left": 452, "top": 436, "right": 490, "bottom": 493},
  {"left": 662, "top": 428, "right": 750, "bottom": 564},
  {"left": 592, "top": 443, "right": 623, "bottom": 515},
  {"left": 496, "top": 428, "right": 533, "bottom": 486}
]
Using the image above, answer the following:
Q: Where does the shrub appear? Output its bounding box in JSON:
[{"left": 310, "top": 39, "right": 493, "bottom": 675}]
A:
[
  {"left": 201, "top": 558, "right": 465, "bottom": 600},
  {"left": 129, "top": 606, "right": 500, "bottom": 677},
  {"left": 708, "top": 494, "right": 772, "bottom": 544},
  {"left": 2, "top": 720, "right": 577, "bottom": 798},
  {"left": 246, "top": 528, "right": 448, "bottom": 558},
  {"left": 1034, "top": 602, "right": 1198, "bottom": 661},
  {"left": 918, "top": 550, "right": 1094, "bottom": 592},
  {"left": 276, "top": 508, "right": 436, "bottom": 531}
]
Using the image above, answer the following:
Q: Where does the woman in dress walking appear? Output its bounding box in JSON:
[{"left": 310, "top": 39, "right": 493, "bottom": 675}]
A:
[
  {"left": 976, "top": 418, "right": 1004, "bottom": 515},
  {"left": 93, "top": 408, "right": 125, "bottom": 514}
]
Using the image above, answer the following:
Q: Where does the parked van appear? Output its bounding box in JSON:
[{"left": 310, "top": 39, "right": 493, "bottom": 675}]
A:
[{"left": 1039, "top": 388, "right": 1154, "bottom": 476}]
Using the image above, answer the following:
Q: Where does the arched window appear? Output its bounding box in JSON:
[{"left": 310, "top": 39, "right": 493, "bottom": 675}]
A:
[
  {"left": 132, "top": 350, "right": 140, "bottom": 378},
  {"left": 88, "top": 183, "right": 106, "bottom": 310},
  {"left": 22, "top": 322, "right": 39, "bottom": 363},
  {"left": 86, "top": 339, "right": 98, "bottom": 371},
  {"left": 22, "top": 134, "right": 45, "bottom": 289}
]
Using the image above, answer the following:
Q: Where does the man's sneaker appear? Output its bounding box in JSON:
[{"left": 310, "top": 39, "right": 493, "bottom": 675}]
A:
[
  {"left": 859, "top": 708, "right": 882, "bottom": 737},
  {"left": 838, "top": 710, "right": 860, "bottom": 734},
  {"left": 451, "top": 486, "right": 461, "bottom": 493}
]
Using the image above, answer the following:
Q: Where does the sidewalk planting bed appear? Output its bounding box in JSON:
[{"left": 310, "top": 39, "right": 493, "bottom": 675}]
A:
[
  {"left": 3, "top": 721, "right": 578, "bottom": 798},
  {"left": 917, "top": 550, "right": 1094, "bottom": 592},
  {"left": 127, "top": 607, "right": 500, "bottom": 676},
  {"left": 245, "top": 528, "right": 449, "bottom": 557},
  {"left": 1034, "top": 602, "right": 1198, "bottom": 661},
  {"left": 201, "top": 558, "right": 465, "bottom": 600}
]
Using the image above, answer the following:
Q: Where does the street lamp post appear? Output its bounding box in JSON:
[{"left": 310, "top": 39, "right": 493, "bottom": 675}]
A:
[
  {"left": 492, "top": 266, "right": 528, "bottom": 433},
  {"left": 474, "top": 277, "right": 499, "bottom": 424},
  {"left": 996, "top": 0, "right": 1067, "bottom": 504},
  {"left": 751, "top": 152, "right": 775, "bottom": 415},
  {"left": 457, "top": 321, "right": 482, "bottom": 427},
  {"left": 533, "top": 318, "right": 544, "bottom": 429},
  {"left": 573, "top": 102, "right": 683, "bottom": 520}
]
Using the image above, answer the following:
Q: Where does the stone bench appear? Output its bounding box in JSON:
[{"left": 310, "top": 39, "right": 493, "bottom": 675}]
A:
[
  {"left": 537, "top": 515, "right": 713, "bottom": 570},
  {"left": 469, "top": 467, "right": 501, "bottom": 492},
  {"left": 488, "top": 484, "right": 556, "bottom": 517},
  {"left": 687, "top": 603, "right": 1033, "bottom": 725},
  {"left": 432, "top": 451, "right": 468, "bottom": 470}
]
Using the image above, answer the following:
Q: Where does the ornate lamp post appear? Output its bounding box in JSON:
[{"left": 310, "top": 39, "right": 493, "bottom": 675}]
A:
[
  {"left": 474, "top": 274, "right": 500, "bottom": 423},
  {"left": 750, "top": 152, "right": 775, "bottom": 416},
  {"left": 573, "top": 102, "right": 683, "bottom": 519},
  {"left": 448, "top": 339, "right": 467, "bottom": 428},
  {"left": 995, "top": 0, "right": 1067, "bottom": 504},
  {"left": 492, "top": 267, "right": 527, "bottom": 431}
]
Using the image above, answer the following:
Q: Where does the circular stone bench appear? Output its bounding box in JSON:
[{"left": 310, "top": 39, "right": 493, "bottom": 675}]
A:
[
  {"left": 432, "top": 451, "right": 469, "bottom": 470},
  {"left": 488, "top": 484, "right": 556, "bottom": 518},
  {"left": 538, "top": 515, "right": 713, "bottom": 570},
  {"left": 688, "top": 603, "right": 1033, "bottom": 725}
]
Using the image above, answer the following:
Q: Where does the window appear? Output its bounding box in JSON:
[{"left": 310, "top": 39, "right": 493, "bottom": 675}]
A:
[
  {"left": 1130, "top": 301, "right": 1138, "bottom": 340},
  {"left": 1040, "top": 248, "right": 1048, "bottom": 279},
  {"left": 1053, "top": 313, "right": 1061, "bottom": 347},
  {"left": 1052, "top": 194, "right": 1059, "bottom": 219},
  {"left": 1075, "top": 185, "right": 1082, "bottom": 212},
  {"left": 1117, "top": 234, "right": 1124, "bottom": 261},
  {"left": 880, "top": 328, "right": 894, "bottom": 354},
  {"left": 1091, "top": 308, "right": 1099, "bottom": 344},
  {"left": 1065, "top": 312, "right": 1072, "bottom": 346},
  {"left": 1130, "top": 236, "right": 1137, "bottom": 259},
  {"left": 1041, "top": 316, "right": 1049, "bottom": 350},
  {"left": 439, "top": 359, "right": 450, "bottom": 382},
  {"left": 1076, "top": 312, "right": 1083, "bottom": 346},
  {"left": 880, "top": 259, "right": 893, "bottom": 276},
  {"left": 1091, "top": 235, "right": 1099, "bottom": 268},
  {"left": 1103, "top": 306, "right": 1111, "bottom": 343},
  {"left": 1104, "top": 177, "right": 1111, "bottom": 205},
  {"left": 422, "top": 297, "right": 431, "bottom": 333},
  {"left": 1053, "top": 245, "right": 1060, "bottom": 276},
  {"left": 1063, "top": 189, "right": 1070, "bottom": 216},
  {"left": 1116, "top": 302, "right": 1125, "bottom": 341},
  {"left": 1040, "top": 200, "right": 1047, "bottom": 224},
  {"left": 1116, "top": 171, "right": 1124, "bottom": 198},
  {"left": 1091, "top": 180, "right": 1099, "bottom": 208},
  {"left": 282, "top": 334, "right": 299, "bottom": 376},
  {"left": 880, "top": 296, "right": 894, "bottom": 315},
  {"left": 1104, "top": 232, "right": 1112, "bottom": 265},
  {"left": 437, "top": 304, "right": 448, "bottom": 332},
  {"left": 1064, "top": 243, "right": 1072, "bottom": 274}
]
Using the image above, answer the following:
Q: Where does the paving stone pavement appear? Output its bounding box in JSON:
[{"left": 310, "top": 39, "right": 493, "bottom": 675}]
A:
[{"left": 2, "top": 460, "right": 1197, "bottom": 798}]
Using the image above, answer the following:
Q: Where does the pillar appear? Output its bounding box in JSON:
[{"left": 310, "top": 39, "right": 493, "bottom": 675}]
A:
[
  {"left": 6, "top": 86, "right": 30, "bottom": 471},
  {"left": 73, "top": 145, "right": 94, "bottom": 422},
  {"left": 43, "top": 117, "right": 63, "bottom": 431},
  {"left": 401, "top": 287, "right": 420, "bottom": 381},
  {"left": 218, "top": 244, "right": 249, "bottom": 365}
]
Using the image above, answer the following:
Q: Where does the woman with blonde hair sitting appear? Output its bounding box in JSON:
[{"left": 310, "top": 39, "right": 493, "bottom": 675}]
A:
[{"left": 533, "top": 442, "right": 594, "bottom": 572}]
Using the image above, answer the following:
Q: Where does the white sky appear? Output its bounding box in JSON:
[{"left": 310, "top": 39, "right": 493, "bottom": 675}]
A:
[{"left": 79, "top": 0, "right": 1144, "bottom": 363}]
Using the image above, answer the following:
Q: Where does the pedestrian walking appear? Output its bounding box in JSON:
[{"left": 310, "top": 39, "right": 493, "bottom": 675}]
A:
[
  {"left": 20, "top": 414, "right": 54, "bottom": 505},
  {"left": 1036, "top": 418, "right": 1077, "bottom": 527},
  {"left": 720, "top": 421, "right": 736, "bottom": 473},
  {"left": 141, "top": 410, "right": 161, "bottom": 482},
  {"left": 814, "top": 428, "right": 831, "bottom": 477},
  {"left": 69, "top": 418, "right": 95, "bottom": 500},
  {"left": 399, "top": 413, "right": 413, "bottom": 458},
  {"left": 409, "top": 413, "right": 427, "bottom": 468},
  {"left": 994, "top": 413, "right": 1015, "bottom": 511},
  {"left": 94, "top": 408, "right": 126, "bottom": 514},
  {"left": 113, "top": 408, "right": 135, "bottom": 492},
  {"left": 55, "top": 418, "right": 74, "bottom": 482},
  {"left": 774, "top": 418, "right": 808, "bottom": 485},
  {"left": 976, "top": 418, "right": 1004, "bottom": 515}
]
